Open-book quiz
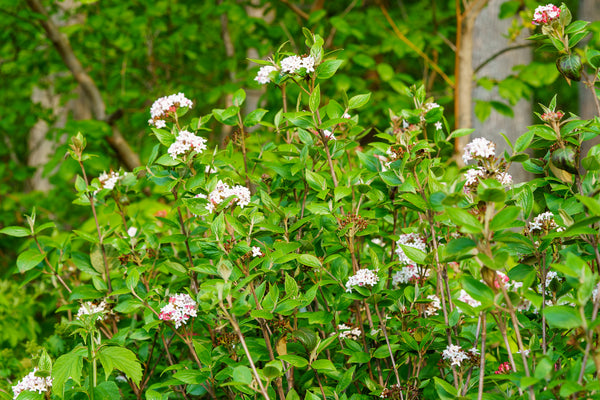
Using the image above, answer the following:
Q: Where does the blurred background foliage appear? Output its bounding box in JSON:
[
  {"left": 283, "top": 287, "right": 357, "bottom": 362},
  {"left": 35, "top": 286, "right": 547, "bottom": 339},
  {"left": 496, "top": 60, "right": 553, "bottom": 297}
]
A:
[{"left": 0, "top": 0, "right": 597, "bottom": 374}]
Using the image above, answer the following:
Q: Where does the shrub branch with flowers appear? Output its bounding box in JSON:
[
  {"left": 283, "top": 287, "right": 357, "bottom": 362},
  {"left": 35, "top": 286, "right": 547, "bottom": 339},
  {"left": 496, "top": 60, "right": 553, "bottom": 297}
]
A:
[{"left": 3, "top": 4, "right": 600, "bottom": 400}]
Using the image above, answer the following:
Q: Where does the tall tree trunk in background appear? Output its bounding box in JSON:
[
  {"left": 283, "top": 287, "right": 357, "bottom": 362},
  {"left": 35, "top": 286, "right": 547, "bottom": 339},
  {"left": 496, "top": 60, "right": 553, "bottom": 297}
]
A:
[
  {"left": 579, "top": 0, "right": 600, "bottom": 157},
  {"left": 26, "top": 0, "right": 141, "bottom": 173},
  {"left": 454, "top": 0, "right": 488, "bottom": 161},
  {"left": 26, "top": 0, "right": 92, "bottom": 192},
  {"left": 471, "top": 0, "right": 533, "bottom": 182}
]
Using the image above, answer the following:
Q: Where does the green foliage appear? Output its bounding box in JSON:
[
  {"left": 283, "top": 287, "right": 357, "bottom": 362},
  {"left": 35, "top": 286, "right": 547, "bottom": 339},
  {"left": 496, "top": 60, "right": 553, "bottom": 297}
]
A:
[{"left": 2, "top": 1, "right": 600, "bottom": 400}]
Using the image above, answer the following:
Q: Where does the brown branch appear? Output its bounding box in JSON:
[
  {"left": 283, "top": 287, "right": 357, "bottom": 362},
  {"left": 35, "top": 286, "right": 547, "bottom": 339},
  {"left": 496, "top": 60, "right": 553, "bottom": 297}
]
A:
[
  {"left": 25, "top": 0, "right": 141, "bottom": 170},
  {"left": 280, "top": 0, "right": 309, "bottom": 20}
]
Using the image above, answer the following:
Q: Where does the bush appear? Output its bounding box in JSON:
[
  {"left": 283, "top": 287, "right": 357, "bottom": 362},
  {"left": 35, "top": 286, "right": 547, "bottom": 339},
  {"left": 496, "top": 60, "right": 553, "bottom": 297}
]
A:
[{"left": 3, "top": 4, "right": 600, "bottom": 400}]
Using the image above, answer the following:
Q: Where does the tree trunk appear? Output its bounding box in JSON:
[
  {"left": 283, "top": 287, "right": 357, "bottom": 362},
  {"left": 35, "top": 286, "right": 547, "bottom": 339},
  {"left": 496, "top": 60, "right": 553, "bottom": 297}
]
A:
[
  {"left": 454, "top": 0, "right": 488, "bottom": 160},
  {"left": 471, "top": 0, "right": 533, "bottom": 182}
]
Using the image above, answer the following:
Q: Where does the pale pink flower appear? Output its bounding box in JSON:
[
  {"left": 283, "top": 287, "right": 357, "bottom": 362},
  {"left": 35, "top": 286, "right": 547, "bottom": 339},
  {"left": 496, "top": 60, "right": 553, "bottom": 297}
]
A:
[
  {"left": 159, "top": 293, "right": 197, "bottom": 329},
  {"left": 12, "top": 368, "right": 53, "bottom": 399},
  {"left": 532, "top": 4, "right": 560, "bottom": 25}
]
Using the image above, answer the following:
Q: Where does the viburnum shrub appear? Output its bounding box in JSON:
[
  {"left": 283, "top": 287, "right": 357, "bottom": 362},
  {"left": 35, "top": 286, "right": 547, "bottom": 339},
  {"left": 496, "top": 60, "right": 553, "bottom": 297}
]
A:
[{"left": 3, "top": 6, "right": 600, "bottom": 400}]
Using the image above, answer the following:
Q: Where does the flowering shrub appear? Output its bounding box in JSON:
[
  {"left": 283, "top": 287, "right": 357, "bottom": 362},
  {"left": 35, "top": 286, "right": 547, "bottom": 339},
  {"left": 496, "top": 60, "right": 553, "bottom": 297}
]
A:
[{"left": 3, "top": 5, "right": 600, "bottom": 400}]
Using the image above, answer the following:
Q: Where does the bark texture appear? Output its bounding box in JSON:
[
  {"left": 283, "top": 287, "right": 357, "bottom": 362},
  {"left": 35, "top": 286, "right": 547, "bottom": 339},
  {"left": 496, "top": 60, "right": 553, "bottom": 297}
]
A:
[
  {"left": 26, "top": 0, "right": 141, "bottom": 171},
  {"left": 471, "top": 0, "right": 533, "bottom": 182}
]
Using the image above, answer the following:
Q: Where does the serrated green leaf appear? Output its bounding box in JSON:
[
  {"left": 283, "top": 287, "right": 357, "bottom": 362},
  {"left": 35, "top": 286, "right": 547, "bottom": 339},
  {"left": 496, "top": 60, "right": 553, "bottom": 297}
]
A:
[
  {"left": 97, "top": 346, "right": 142, "bottom": 385},
  {"left": 52, "top": 346, "right": 85, "bottom": 397}
]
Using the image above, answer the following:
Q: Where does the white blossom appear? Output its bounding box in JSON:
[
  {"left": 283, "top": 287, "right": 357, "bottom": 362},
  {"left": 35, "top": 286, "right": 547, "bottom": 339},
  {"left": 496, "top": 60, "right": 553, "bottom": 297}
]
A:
[
  {"left": 392, "top": 264, "right": 430, "bottom": 286},
  {"left": 345, "top": 268, "right": 379, "bottom": 293},
  {"left": 323, "top": 129, "right": 336, "bottom": 140},
  {"left": 159, "top": 293, "right": 198, "bottom": 329},
  {"left": 252, "top": 246, "right": 263, "bottom": 257},
  {"left": 149, "top": 92, "right": 193, "bottom": 127},
  {"left": 435, "top": 121, "right": 443, "bottom": 130},
  {"left": 532, "top": 4, "right": 560, "bottom": 25},
  {"left": 99, "top": 170, "right": 121, "bottom": 190},
  {"left": 12, "top": 368, "right": 53, "bottom": 399},
  {"left": 496, "top": 171, "right": 513, "bottom": 186},
  {"left": 205, "top": 180, "right": 251, "bottom": 213},
  {"left": 425, "top": 294, "right": 441, "bottom": 317},
  {"left": 280, "top": 55, "right": 315, "bottom": 74},
  {"left": 463, "top": 137, "right": 496, "bottom": 164},
  {"left": 127, "top": 227, "right": 138, "bottom": 237},
  {"left": 395, "top": 233, "right": 427, "bottom": 265},
  {"left": 338, "top": 324, "right": 362, "bottom": 340},
  {"left": 458, "top": 289, "right": 481, "bottom": 308},
  {"left": 77, "top": 300, "right": 108, "bottom": 321},
  {"left": 528, "top": 211, "right": 558, "bottom": 233},
  {"left": 255, "top": 65, "right": 278, "bottom": 84},
  {"left": 442, "top": 344, "right": 470, "bottom": 367},
  {"left": 167, "top": 130, "right": 207, "bottom": 160},
  {"left": 464, "top": 167, "right": 486, "bottom": 186},
  {"left": 423, "top": 102, "right": 440, "bottom": 112}
]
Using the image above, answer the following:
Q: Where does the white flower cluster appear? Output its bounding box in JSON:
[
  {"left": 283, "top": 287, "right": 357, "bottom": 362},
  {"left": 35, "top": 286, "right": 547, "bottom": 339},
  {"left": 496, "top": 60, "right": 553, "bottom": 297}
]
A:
[
  {"left": 462, "top": 138, "right": 496, "bottom": 164},
  {"left": 205, "top": 180, "right": 251, "bottom": 213},
  {"left": 148, "top": 93, "right": 193, "bottom": 129},
  {"left": 255, "top": 65, "right": 278, "bottom": 84},
  {"left": 537, "top": 270, "right": 558, "bottom": 293},
  {"left": 280, "top": 55, "right": 315, "bottom": 74},
  {"left": 442, "top": 344, "right": 470, "bottom": 367},
  {"left": 458, "top": 289, "right": 481, "bottom": 308},
  {"left": 392, "top": 264, "right": 430, "bottom": 286},
  {"left": 425, "top": 294, "right": 441, "bottom": 317},
  {"left": 345, "top": 268, "right": 379, "bottom": 293},
  {"left": 77, "top": 300, "right": 108, "bottom": 321},
  {"left": 338, "top": 323, "right": 362, "bottom": 340},
  {"left": 528, "top": 211, "right": 559, "bottom": 233},
  {"left": 159, "top": 293, "right": 198, "bottom": 329},
  {"left": 422, "top": 102, "right": 440, "bottom": 113},
  {"left": 532, "top": 4, "right": 560, "bottom": 25},
  {"left": 167, "top": 130, "right": 208, "bottom": 160},
  {"left": 99, "top": 170, "right": 125, "bottom": 190},
  {"left": 463, "top": 167, "right": 513, "bottom": 194},
  {"left": 252, "top": 246, "right": 263, "bottom": 257},
  {"left": 395, "top": 233, "right": 427, "bottom": 265},
  {"left": 12, "top": 368, "right": 53, "bottom": 399}
]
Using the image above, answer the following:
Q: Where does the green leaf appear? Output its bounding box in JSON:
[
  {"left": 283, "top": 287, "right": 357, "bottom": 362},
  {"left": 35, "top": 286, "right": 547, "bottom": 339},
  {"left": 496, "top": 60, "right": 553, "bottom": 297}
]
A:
[
  {"left": 316, "top": 59, "right": 344, "bottom": 80},
  {"left": 52, "top": 346, "right": 85, "bottom": 397},
  {"left": 297, "top": 254, "right": 322, "bottom": 268},
  {"left": 490, "top": 206, "right": 521, "bottom": 231},
  {"left": 0, "top": 226, "right": 30, "bottom": 237},
  {"left": 311, "top": 359, "right": 336, "bottom": 371},
  {"left": 434, "top": 377, "right": 458, "bottom": 400},
  {"left": 94, "top": 381, "right": 121, "bottom": 400},
  {"left": 461, "top": 276, "right": 494, "bottom": 306},
  {"left": 231, "top": 365, "right": 253, "bottom": 385},
  {"left": 398, "top": 244, "right": 426, "bottom": 264},
  {"left": 309, "top": 84, "right": 320, "bottom": 113},
  {"left": 543, "top": 305, "right": 583, "bottom": 329},
  {"left": 243, "top": 108, "right": 268, "bottom": 127},
  {"left": 348, "top": 93, "right": 371, "bottom": 109},
  {"left": 232, "top": 89, "right": 246, "bottom": 107},
  {"left": 447, "top": 128, "right": 475, "bottom": 140},
  {"left": 305, "top": 170, "right": 327, "bottom": 191},
  {"left": 15, "top": 392, "right": 44, "bottom": 400},
  {"left": 97, "top": 346, "right": 142, "bottom": 385},
  {"left": 336, "top": 365, "right": 356, "bottom": 392},
  {"left": 17, "top": 250, "right": 45, "bottom": 272},
  {"left": 279, "top": 354, "right": 308, "bottom": 368},
  {"left": 446, "top": 208, "right": 483, "bottom": 234},
  {"left": 514, "top": 129, "right": 534, "bottom": 153}
]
